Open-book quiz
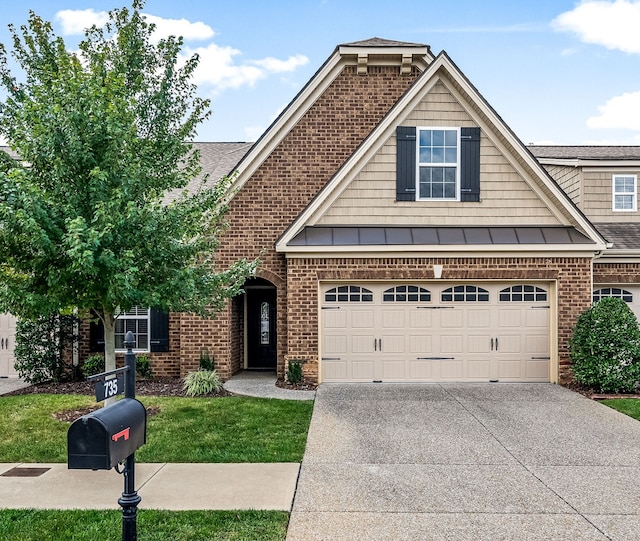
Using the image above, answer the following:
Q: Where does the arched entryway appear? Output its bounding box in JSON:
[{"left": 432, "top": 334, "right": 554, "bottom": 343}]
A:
[{"left": 244, "top": 278, "right": 277, "bottom": 369}]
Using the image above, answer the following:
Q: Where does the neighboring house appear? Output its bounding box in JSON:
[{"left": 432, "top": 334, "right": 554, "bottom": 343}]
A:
[
  {"left": 530, "top": 146, "right": 640, "bottom": 321},
  {"left": 4, "top": 38, "right": 638, "bottom": 385}
]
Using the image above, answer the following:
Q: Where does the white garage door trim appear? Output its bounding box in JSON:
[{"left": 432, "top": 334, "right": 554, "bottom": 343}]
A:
[{"left": 320, "top": 281, "right": 552, "bottom": 383}]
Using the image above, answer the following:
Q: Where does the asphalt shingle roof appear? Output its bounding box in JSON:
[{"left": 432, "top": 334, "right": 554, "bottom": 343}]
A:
[
  {"left": 528, "top": 145, "right": 640, "bottom": 160},
  {"left": 594, "top": 223, "right": 640, "bottom": 250}
]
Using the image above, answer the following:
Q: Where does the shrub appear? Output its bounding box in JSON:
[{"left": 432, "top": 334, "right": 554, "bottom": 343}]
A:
[
  {"left": 136, "top": 355, "right": 153, "bottom": 379},
  {"left": 81, "top": 354, "right": 105, "bottom": 379},
  {"left": 570, "top": 297, "right": 640, "bottom": 393},
  {"left": 182, "top": 370, "right": 221, "bottom": 397},
  {"left": 287, "top": 360, "right": 303, "bottom": 384},
  {"left": 14, "top": 313, "right": 78, "bottom": 384},
  {"left": 199, "top": 349, "right": 214, "bottom": 371}
]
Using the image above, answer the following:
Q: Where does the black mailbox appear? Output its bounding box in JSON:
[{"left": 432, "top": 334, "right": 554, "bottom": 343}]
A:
[{"left": 68, "top": 398, "right": 147, "bottom": 470}]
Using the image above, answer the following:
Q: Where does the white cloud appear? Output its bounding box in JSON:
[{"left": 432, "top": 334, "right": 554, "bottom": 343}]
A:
[
  {"left": 142, "top": 14, "right": 214, "bottom": 42},
  {"left": 55, "top": 9, "right": 214, "bottom": 42},
  {"left": 251, "top": 55, "right": 309, "bottom": 73},
  {"left": 587, "top": 90, "right": 640, "bottom": 129},
  {"left": 185, "top": 45, "right": 309, "bottom": 93},
  {"left": 55, "top": 9, "right": 109, "bottom": 35},
  {"left": 552, "top": 0, "right": 640, "bottom": 53},
  {"left": 54, "top": 9, "right": 309, "bottom": 96}
]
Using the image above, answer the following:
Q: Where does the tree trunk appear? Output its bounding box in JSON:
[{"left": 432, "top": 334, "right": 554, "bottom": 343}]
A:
[{"left": 102, "top": 311, "right": 117, "bottom": 406}]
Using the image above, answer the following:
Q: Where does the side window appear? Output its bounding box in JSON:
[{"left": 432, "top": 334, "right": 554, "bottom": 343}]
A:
[
  {"left": 499, "top": 285, "right": 548, "bottom": 302},
  {"left": 115, "top": 306, "right": 150, "bottom": 350},
  {"left": 613, "top": 175, "right": 637, "bottom": 211},
  {"left": 441, "top": 285, "right": 489, "bottom": 302},
  {"left": 324, "top": 286, "right": 373, "bottom": 303},
  {"left": 383, "top": 285, "right": 431, "bottom": 302},
  {"left": 593, "top": 287, "right": 633, "bottom": 303}
]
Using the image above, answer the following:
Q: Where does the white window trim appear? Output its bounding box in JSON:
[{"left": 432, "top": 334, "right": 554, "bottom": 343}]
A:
[
  {"left": 416, "top": 127, "right": 461, "bottom": 202},
  {"left": 612, "top": 174, "right": 637, "bottom": 212},
  {"left": 115, "top": 306, "right": 151, "bottom": 352}
]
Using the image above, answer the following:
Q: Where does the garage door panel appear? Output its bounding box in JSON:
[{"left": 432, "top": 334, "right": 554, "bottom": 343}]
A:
[
  {"left": 468, "top": 335, "right": 490, "bottom": 354},
  {"left": 468, "top": 309, "right": 491, "bottom": 327},
  {"left": 410, "top": 335, "right": 433, "bottom": 354},
  {"left": 498, "top": 309, "right": 521, "bottom": 327},
  {"left": 323, "top": 310, "right": 347, "bottom": 328},
  {"left": 323, "top": 360, "right": 348, "bottom": 381},
  {"left": 499, "top": 360, "right": 524, "bottom": 380},
  {"left": 440, "top": 360, "right": 464, "bottom": 379},
  {"left": 526, "top": 309, "right": 549, "bottom": 328},
  {"left": 381, "top": 335, "right": 405, "bottom": 354},
  {"left": 526, "top": 360, "right": 550, "bottom": 380},
  {"left": 440, "top": 310, "right": 463, "bottom": 328},
  {"left": 382, "top": 310, "right": 404, "bottom": 328},
  {"left": 410, "top": 309, "right": 433, "bottom": 328},
  {"left": 440, "top": 335, "right": 464, "bottom": 354},
  {"left": 526, "top": 335, "right": 549, "bottom": 355},
  {"left": 352, "top": 360, "right": 375, "bottom": 380},
  {"left": 324, "top": 335, "right": 347, "bottom": 355},
  {"left": 409, "top": 360, "right": 433, "bottom": 379},
  {"left": 351, "top": 310, "right": 374, "bottom": 328},
  {"left": 382, "top": 360, "right": 407, "bottom": 380},
  {"left": 496, "top": 335, "right": 522, "bottom": 354},
  {"left": 352, "top": 335, "right": 375, "bottom": 354},
  {"left": 467, "top": 359, "right": 491, "bottom": 379}
]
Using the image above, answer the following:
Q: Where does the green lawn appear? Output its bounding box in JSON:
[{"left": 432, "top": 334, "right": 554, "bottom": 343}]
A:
[
  {"left": 600, "top": 398, "right": 640, "bottom": 420},
  {"left": 0, "top": 394, "right": 314, "bottom": 463},
  {"left": 0, "top": 509, "right": 289, "bottom": 541}
]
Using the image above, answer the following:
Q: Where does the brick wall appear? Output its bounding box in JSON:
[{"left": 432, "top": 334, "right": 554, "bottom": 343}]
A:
[
  {"left": 286, "top": 256, "right": 593, "bottom": 384},
  {"left": 594, "top": 262, "right": 640, "bottom": 283},
  {"left": 178, "top": 64, "right": 421, "bottom": 380}
]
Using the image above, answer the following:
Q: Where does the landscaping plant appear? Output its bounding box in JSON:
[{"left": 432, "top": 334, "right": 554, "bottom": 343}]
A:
[
  {"left": 570, "top": 296, "right": 640, "bottom": 393},
  {"left": 287, "top": 359, "right": 303, "bottom": 384},
  {"left": 182, "top": 370, "right": 221, "bottom": 397}
]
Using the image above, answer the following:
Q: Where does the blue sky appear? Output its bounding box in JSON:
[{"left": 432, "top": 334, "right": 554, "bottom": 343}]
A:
[{"left": 1, "top": 0, "right": 640, "bottom": 145}]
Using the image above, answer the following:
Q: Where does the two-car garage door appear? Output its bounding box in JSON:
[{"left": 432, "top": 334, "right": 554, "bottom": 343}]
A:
[{"left": 321, "top": 282, "right": 550, "bottom": 383}]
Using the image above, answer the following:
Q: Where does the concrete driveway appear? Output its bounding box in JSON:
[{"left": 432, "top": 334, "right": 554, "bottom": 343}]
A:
[{"left": 287, "top": 383, "right": 640, "bottom": 541}]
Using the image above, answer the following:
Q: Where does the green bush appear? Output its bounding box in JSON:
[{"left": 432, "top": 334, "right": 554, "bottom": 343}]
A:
[
  {"left": 136, "top": 355, "right": 153, "bottom": 379},
  {"left": 14, "top": 313, "right": 78, "bottom": 384},
  {"left": 287, "top": 360, "right": 303, "bottom": 384},
  {"left": 81, "top": 354, "right": 105, "bottom": 380},
  {"left": 570, "top": 296, "right": 640, "bottom": 393},
  {"left": 182, "top": 370, "right": 221, "bottom": 397},
  {"left": 199, "top": 349, "right": 215, "bottom": 371}
]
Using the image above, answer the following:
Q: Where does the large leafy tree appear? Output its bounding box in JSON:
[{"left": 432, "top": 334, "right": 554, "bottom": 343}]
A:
[{"left": 0, "top": 1, "right": 256, "bottom": 374}]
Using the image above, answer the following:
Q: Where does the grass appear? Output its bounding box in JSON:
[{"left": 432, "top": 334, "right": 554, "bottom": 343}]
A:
[
  {"left": 0, "top": 394, "right": 314, "bottom": 463},
  {"left": 600, "top": 398, "right": 640, "bottom": 420},
  {"left": 0, "top": 509, "right": 289, "bottom": 540}
]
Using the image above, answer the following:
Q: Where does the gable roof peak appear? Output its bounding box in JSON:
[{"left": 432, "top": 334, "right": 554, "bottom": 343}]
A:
[{"left": 340, "top": 37, "right": 430, "bottom": 49}]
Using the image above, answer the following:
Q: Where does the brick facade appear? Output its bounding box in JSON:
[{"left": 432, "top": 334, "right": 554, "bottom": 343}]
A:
[
  {"left": 177, "top": 64, "right": 421, "bottom": 379},
  {"left": 594, "top": 262, "right": 640, "bottom": 284}
]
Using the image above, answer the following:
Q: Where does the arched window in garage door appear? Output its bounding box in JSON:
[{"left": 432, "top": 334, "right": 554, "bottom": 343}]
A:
[
  {"left": 324, "top": 285, "right": 374, "bottom": 303},
  {"left": 593, "top": 287, "right": 633, "bottom": 303},
  {"left": 441, "top": 285, "right": 489, "bottom": 302},
  {"left": 383, "top": 285, "right": 431, "bottom": 302},
  {"left": 499, "top": 285, "right": 548, "bottom": 302}
]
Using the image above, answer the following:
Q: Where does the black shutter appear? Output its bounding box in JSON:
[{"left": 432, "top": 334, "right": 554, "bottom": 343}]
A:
[
  {"left": 396, "top": 126, "right": 417, "bottom": 201},
  {"left": 149, "top": 309, "right": 169, "bottom": 352},
  {"left": 460, "top": 127, "right": 481, "bottom": 202},
  {"left": 89, "top": 313, "right": 105, "bottom": 352}
]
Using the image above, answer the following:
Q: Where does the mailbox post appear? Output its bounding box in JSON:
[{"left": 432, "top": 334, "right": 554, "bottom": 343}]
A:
[
  {"left": 119, "top": 331, "right": 141, "bottom": 541},
  {"left": 67, "top": 330, "right": 144, "bottom": 541}
]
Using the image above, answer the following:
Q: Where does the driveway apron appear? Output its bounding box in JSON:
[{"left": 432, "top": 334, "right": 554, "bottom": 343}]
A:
[{"left": 287, "top": 383, "right": 640, "bottom": 541}]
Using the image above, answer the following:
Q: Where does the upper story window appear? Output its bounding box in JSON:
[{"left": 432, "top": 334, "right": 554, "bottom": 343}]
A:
[
  {"left": 396, "top": 126, "right": 480, "bottom": 203},
  {"left": 418, "top": 128, "right": 459, "bottom": 200},
  {"left": 613, "top": 175, "right": 637, "bottom": 211}
]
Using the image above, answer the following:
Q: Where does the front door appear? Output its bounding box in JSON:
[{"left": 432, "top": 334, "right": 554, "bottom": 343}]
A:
[{"left": 247, "top": 288, "right": 277, "bottom": 369}]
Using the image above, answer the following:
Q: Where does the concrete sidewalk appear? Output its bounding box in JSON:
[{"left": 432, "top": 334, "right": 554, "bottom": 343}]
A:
[{"left": 0, "top": 462, "right": 299, "bottom": 510}]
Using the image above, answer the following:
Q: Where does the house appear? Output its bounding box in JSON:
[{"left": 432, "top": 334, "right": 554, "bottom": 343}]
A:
[
  {"left": 6, "top": 37, "right": 639, "bottom": 385},
  {"left": 530, "top": 146, "right": 640, "bottom": 321}
]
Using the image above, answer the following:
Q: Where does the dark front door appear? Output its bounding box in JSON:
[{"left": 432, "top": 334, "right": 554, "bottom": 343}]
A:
[{"left": 247, "top": 288, "right": 277, "bottom": 369}]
